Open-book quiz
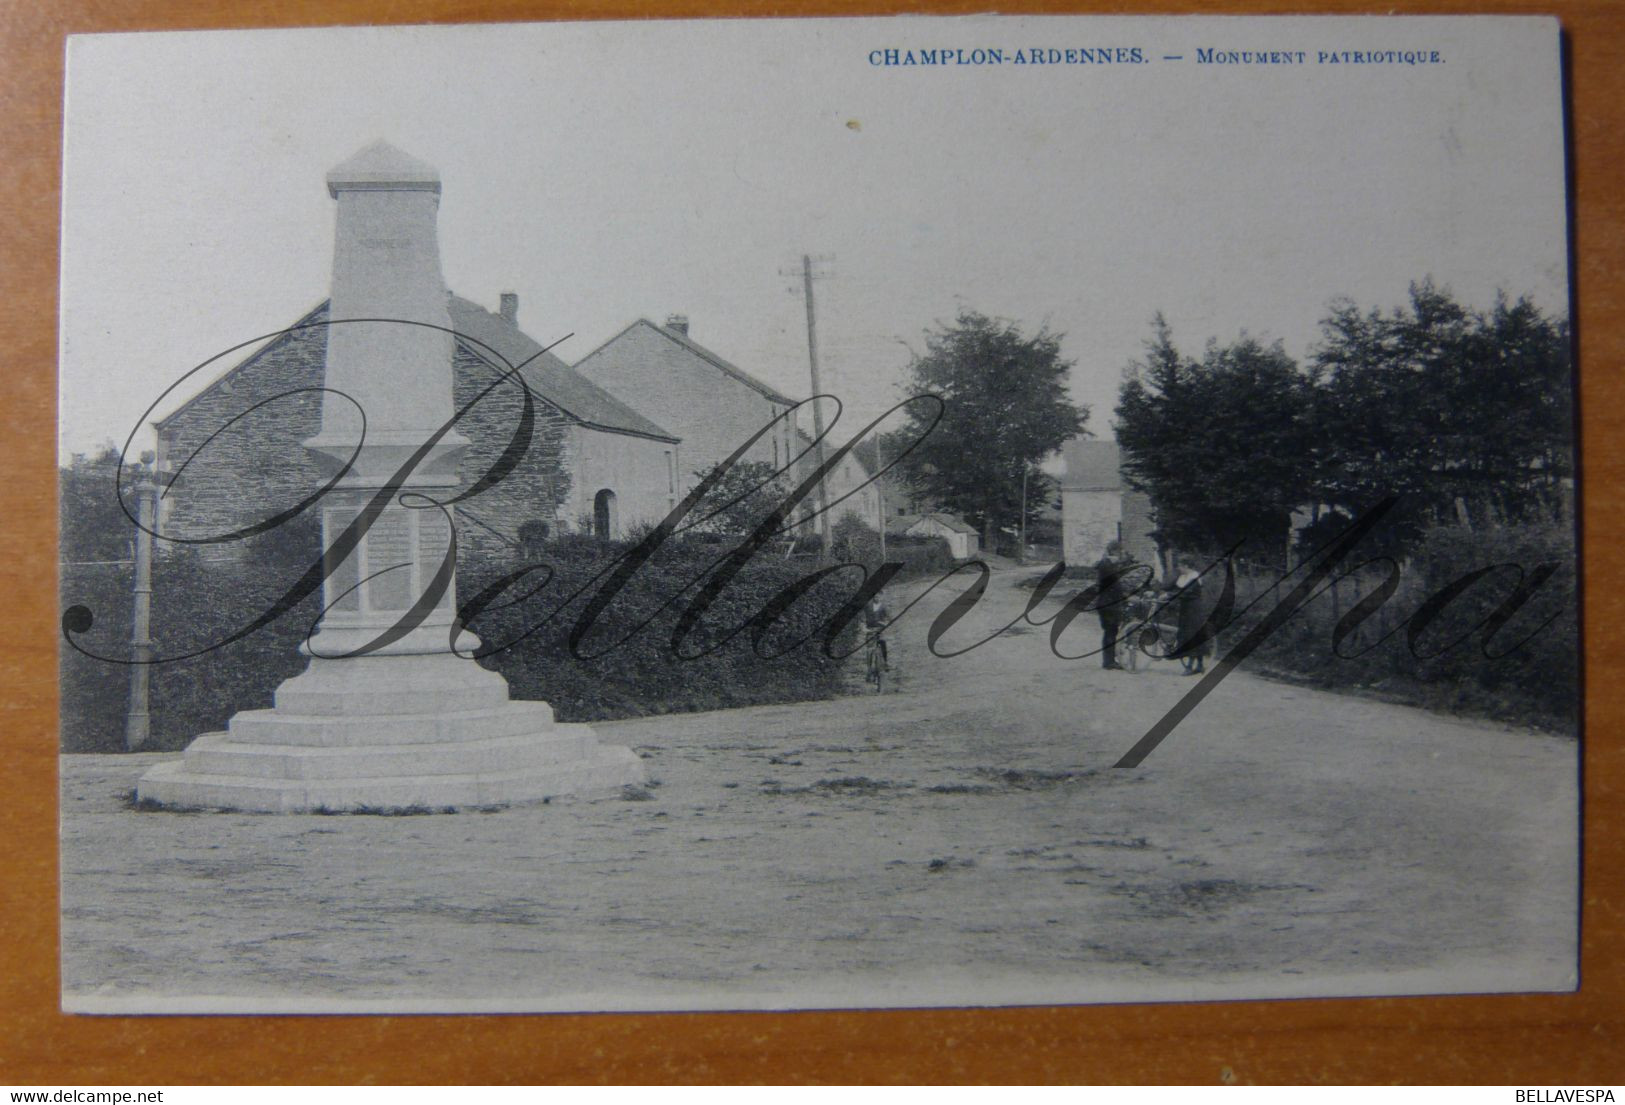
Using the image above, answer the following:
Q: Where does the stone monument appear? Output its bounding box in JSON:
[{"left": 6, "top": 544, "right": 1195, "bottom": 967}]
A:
[{"left": 138, "top": 142, "right": 645, "bottom": 812}]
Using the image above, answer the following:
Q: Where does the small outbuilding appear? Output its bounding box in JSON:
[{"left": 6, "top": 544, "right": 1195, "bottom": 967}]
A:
[{"left": 887, "top": 512, "right": 981, "bottom": 560}]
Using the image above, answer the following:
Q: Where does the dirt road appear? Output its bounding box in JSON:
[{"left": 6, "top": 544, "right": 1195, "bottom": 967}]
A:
[{"left": 60, "top": 561, "right": 1578, "bottom": 1012}]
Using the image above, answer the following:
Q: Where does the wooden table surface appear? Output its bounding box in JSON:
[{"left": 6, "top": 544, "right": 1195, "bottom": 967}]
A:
[{"left": 2, "top": 0, "right": 1620, "bottom": 1085}]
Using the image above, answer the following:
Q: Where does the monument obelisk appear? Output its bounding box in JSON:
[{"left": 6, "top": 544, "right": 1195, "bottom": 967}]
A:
[{"left": 138, "top": 142, "right": 645, "bottom": 812}]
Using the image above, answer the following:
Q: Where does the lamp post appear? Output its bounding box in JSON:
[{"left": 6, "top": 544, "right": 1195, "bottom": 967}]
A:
[{"left": 124, "top": 475, "right": 157, "bottom": 751}]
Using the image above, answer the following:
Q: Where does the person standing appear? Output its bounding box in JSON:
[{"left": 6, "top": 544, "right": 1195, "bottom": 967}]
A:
[
  {"left": 1093, "top": 540, "right": 1136, "bottom": 670},
  {"left": 1172, "top": 561, "right": 1213, "bottom": 675}
]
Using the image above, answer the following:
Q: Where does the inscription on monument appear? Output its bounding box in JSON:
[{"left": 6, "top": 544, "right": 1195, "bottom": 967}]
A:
[
  {"left": 324, "top": 506, "right": 361, "bottom": 613},
  {"left": 419, "top": 510, "right": 451, "bottom": 609},
  {"left": 366, "top": 509, "right": 414, "bottom": 611}
]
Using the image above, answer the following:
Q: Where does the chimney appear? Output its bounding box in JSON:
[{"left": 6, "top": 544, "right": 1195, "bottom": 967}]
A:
[
  {"left": 665, "top": 313, "right": 689, "bottom": 336},
  {"left": 499, "top": 292, "right": 519, "bottom": 325}
]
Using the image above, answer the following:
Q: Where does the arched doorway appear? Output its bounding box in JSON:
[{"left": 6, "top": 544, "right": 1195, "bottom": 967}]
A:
[{"left": 593, "top": 488, "right": 618, "bottom": 539}]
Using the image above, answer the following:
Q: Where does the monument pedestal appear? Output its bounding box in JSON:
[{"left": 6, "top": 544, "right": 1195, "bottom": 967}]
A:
[
  {"left": 136, "top": 141, "right": 645, "bottom": 814},
  {"left": 137, "top": 654, "right": 645, "bottom": 812}
]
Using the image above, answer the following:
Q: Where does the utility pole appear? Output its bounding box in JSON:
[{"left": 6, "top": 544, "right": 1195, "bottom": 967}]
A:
[
  {"left": 789, "top": 253, "right": 833, "bottom": 560},
  {"left": 1019, "top": 463, "right": 1029, "bottom": 566},
  {"left": 125, "top": 476, "right": 157, "bottom": 751}
]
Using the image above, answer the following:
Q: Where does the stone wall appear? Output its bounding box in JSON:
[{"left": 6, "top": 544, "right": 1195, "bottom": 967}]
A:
[
  {"left": 156, "top": 303, "right": 575, "bottom": 561},
  {"left": 450, "top": 342, "right": 573, "bottom": 551},
  {"left": 155, "top": 305, "right": 330, "bottom": 552}
]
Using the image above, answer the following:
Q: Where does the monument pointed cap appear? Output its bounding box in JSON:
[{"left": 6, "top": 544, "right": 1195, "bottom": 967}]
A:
[{"left": 326, "top": 140, "right": 441, "bottom": 198}]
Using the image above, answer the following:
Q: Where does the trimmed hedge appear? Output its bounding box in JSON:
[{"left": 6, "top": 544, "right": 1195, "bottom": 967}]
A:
[
  {"left": 60, "top": 522, "right": 870, "bottom": 750},
  {"left": 828, "top": 515, "right": 958, "bottom": 577},
  {"left": 58, "top": 562, "right": 135, "bottom": 752},
  {"left": 59, "top": 516, "right": 324, "bottom": 753},
  {"left": 1221, "top": 520, "right": 1578, "bottom": 730},
  {"left": 459, "top": 533, "right": 860, "bottom": 721}
]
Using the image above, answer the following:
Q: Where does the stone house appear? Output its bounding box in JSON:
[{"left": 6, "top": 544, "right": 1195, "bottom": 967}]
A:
[
  {"left": 872, "top": 472, "right": 930, "bottom": 520},
  {"left": 154, "top": 293, "right": 681, "bottom": 555},
  {"left": 573, "top": 315, "right": 799, "bottom": 490},
  {"left": 792, "top": 428, "right": 881, "bottom": 535},
  {"left": 574, "top": 316, "right": 883, "bottom": 536},
  {"left": 153, "top": 146, "right": 883, "bottom": 563},
  {"left": 1059, "top": 438, "right": 1158, "bottom": 569}
]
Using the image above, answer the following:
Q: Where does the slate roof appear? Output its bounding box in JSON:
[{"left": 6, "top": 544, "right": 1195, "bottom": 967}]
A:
[
  {"left": 156, "top": 297, "right": 679, "bottom": 444},
  {"left": 447, "top": 297, "right": 677, "bottom": 441},
  {"left": 885, "top": 512, "right": 977, "bottom": 537},
  {"left": 884, "top": 513, "right": 921, "bottom": 537},
  {"left": 577, "top": 319, "right": 799, "bottom": 407}
]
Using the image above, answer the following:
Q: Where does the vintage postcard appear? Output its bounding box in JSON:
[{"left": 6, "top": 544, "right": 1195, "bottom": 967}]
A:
[{"left": 57, "top": 15, "right": 1577, "bottom": 1013}]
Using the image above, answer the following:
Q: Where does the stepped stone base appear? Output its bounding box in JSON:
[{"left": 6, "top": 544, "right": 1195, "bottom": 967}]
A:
[{"left": 135, "top": 654, "right": 645, "bottom": 813}]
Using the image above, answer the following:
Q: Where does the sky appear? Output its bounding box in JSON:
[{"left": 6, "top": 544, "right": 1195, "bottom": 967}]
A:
[{"left": 58, "top": 16, "right": 1570, "bottom": 463}]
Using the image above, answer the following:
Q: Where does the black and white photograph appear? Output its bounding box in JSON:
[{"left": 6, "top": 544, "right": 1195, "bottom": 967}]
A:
[{"left": 56, "top": 14, "right": 1578, "bottom": 1014}]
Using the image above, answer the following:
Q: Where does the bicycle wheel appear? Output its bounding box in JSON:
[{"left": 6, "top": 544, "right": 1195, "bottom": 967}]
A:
[
  {"left": 1137, "top": 624, "right": 1169, "bottom": 660},
  {"left": 1118, "top": 632, "right": 1138, "bottom": 672}
]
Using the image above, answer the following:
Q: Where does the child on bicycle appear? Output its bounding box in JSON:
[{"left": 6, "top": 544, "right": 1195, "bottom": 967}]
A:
[{"left": 864, "top": 593, "right": 890, "bottom": 675}]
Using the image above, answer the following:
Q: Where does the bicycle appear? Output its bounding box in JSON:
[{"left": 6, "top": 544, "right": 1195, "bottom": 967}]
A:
[
  {"left": 1116, "top": 591, "right": 1202, "bottom": 674},
  {"left": 864, "top": 632, "right": 889, "bottom": 692}
]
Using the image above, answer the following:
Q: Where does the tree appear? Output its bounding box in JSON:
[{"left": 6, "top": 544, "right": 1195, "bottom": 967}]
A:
[
  {"left": 1118, "top": 284, "right": 1573, "bottom": 567},
  {"left": 1312, "top": 280, "right": 1572, "bottom": 538},
  {"left": 889, "top": 311, "right": 1087, "bottom": 550},
  {"left": 60, "top": 444, "right": 153, "bottom": 564},
  {"left": 687, "top": 459, "right": 794, "bottom": 540},
  {"left": 1116, "top": 316, "right": 1317, "bottom": 565}
]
